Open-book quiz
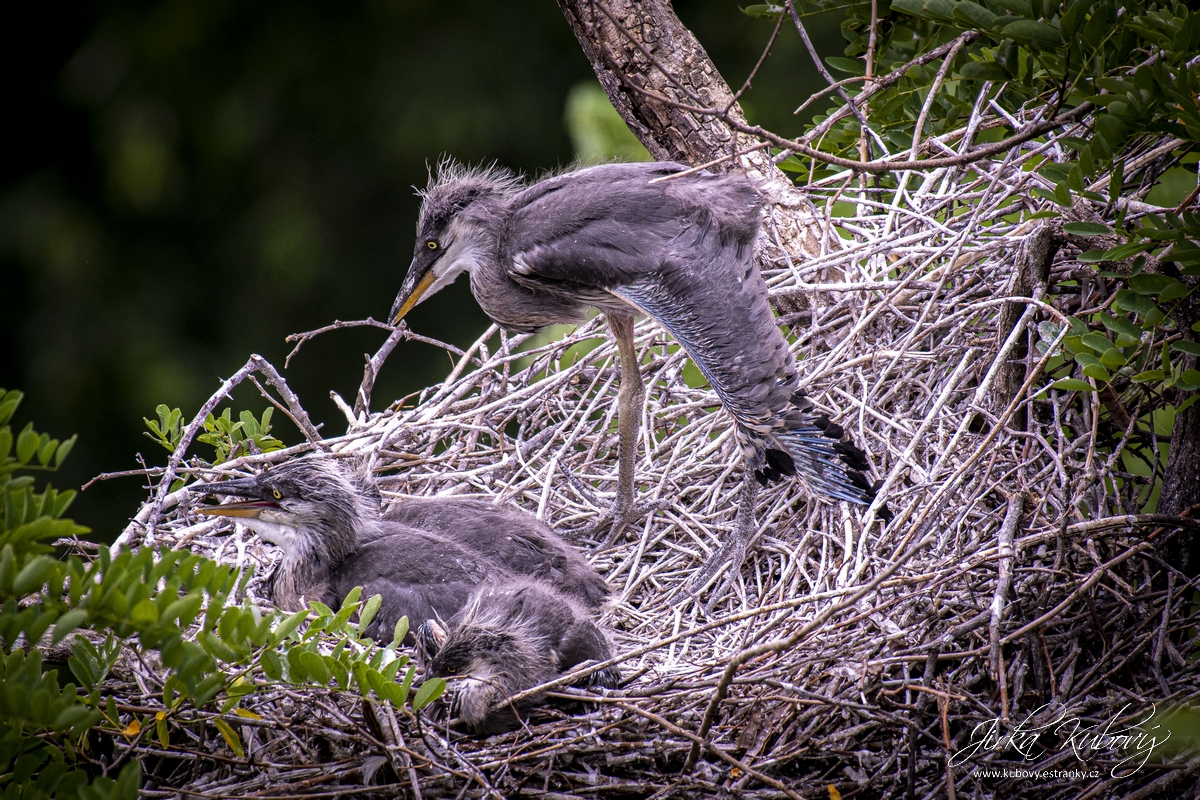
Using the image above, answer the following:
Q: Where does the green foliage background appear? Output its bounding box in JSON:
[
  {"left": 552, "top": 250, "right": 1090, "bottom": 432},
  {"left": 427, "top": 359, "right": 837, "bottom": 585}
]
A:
[{"left": 0, "top": 0, "right": 842, "bottom": 540}]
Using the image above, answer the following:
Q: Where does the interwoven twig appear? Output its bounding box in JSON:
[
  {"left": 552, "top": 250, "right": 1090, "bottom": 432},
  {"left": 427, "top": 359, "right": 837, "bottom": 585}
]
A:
[{"left": 115, "top": 94, "right": 1200, "bottom": 798}]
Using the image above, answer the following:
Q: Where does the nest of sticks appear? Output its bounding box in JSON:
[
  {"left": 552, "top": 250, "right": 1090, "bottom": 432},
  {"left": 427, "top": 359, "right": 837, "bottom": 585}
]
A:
[{"left": 109, "top": 118, "right": 1200, "bottom": 799}]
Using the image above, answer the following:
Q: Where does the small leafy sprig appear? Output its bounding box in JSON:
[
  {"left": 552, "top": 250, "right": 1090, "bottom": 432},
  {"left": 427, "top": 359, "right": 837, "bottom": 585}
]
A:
[{"left": 144, "top": 404, "right": 285, "bottom": 464}]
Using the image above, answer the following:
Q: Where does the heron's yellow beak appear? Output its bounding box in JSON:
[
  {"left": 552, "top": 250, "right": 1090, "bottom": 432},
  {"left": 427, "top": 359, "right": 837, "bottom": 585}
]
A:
[
  {"left": 391, "top": 270, "right": 438, "bottom": 325},
  {"left": 197, "top": 501, "right": 271, "bottom": 519}
]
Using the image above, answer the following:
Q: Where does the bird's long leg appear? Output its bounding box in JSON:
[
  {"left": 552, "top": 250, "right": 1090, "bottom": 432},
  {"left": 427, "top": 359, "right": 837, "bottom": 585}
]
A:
[
  {"left": 686, "top": 468, "right": 761, "bottom": 596},
  {"left": 605, "top": 311, "right": 646, "bottom": 543}
]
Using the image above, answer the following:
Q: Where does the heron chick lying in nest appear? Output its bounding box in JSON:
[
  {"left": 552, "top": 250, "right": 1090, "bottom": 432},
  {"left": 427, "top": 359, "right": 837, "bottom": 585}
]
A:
[
  {"left": 418, "top": 578, "right": 620, "bottom": 734},
  {"left": 190, "top": 455, "right": 613, "bottom": 631}
]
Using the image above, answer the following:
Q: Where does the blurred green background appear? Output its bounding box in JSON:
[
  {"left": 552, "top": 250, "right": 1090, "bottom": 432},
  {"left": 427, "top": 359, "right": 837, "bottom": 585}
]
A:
[{"left": 1, "top": 0, "right": 840, "bottom": 539}]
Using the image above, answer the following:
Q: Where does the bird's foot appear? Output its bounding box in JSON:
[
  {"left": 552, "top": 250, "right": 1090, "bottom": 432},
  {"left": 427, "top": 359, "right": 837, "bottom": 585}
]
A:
[
  {"left": 590, "top": 497, "right": 671, "bottom": 546},
  {"left": 685, "top": 480, "right": 761, "bottom": 603},
  {"left": 684, "top": 528, "right": 752, "bottom": 602}
]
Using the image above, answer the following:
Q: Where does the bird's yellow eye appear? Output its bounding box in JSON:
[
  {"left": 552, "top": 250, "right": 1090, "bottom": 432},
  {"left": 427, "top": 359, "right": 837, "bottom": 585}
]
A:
[
  {"left": 272, "top": 489, "right": 282, "bottom": 500},
  {"left": 426, "top": 240, "right": 438, "bottom": 250}
]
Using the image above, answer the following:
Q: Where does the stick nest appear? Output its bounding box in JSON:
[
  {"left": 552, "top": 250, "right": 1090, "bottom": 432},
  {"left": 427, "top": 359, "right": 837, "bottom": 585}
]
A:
[{"left": 113, "top": 123, "right": 1200, "bottom": 799}]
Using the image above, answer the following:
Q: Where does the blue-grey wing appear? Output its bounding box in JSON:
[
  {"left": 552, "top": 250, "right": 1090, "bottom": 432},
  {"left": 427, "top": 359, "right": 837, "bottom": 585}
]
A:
[{"left": 507, "top": 161, "right": 877, "bottom": 507}]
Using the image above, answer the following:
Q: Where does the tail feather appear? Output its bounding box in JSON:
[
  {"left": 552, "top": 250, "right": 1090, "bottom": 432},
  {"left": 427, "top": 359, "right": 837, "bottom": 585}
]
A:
[
  {"left": 750, "top": 409, "right": 892, "bottom": 522},
  {"left": 833, "top": 441, "right": 870, "bottom": 471}
]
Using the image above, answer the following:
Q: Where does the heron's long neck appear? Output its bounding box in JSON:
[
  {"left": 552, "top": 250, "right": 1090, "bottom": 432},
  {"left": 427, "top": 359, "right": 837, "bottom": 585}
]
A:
[{"left": 270, "top": 507, "right": 364, "bottom": 610}]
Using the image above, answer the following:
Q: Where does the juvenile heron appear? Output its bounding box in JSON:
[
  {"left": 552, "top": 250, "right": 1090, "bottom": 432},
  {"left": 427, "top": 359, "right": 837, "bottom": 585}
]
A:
[
  {"left": 417, "top": 577, "right": 619, "bottom": 734},
  {"left": 390, "top": 160, "right": 890, "bottom": 580},
  {"left": 383, "top": 496, "right": 608, "bottom": 608},
  {"left": 191, "top": 457, "right": 611, "bottom": 638}
]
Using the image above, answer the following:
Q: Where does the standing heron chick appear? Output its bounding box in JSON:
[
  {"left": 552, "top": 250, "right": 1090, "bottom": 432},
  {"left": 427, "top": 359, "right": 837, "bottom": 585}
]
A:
[
  {"left": 391, "top": 160, "right": 890, "bottom": 582},
  {"left": 418, "top": 577, "right": 620, "bottom": 735}
]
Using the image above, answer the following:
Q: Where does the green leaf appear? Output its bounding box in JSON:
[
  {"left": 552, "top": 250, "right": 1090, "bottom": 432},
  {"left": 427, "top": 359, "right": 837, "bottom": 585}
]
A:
[
  {"left": 951, "top": 1, "right": 997, "bottom": 28},
  {"left": 1079, "top": 333, "right": 1113, "bottom": 353},
  {"left": 51, "top": 609, "right": 88, "bottom": 644},
  {"left": 1054, "top": 182, "right": 1072, "bottom": 206},
  {"left": 1132, "top": 370, "right": 1167, "bottom": 383},
  {"left": 740, "top": 4, "right": 784, "bottom": 21},
  {"left": 161, "top": 594, "right": 203, "bottom": 628},
  {"left": 1128, "top": 274, "right": 1175, "bottom": 295},
  {"left": 13, "top": 556, "right": 56, "bottom": 595},
  {"left": 959, "top": 61, "right": 1010, "bottom": 80},
  {"left": 922, "top": 0, "right": 957, "bottom": 21},
  {"left": 1060, "top": 0, "right": 1092, "bottom": 39},
  {"left": 198, "top": 629, "right": 241, "bottom": 663},
  {"left": 358, "top": 594, "right": 382, "bottom": 636},
  {"left": 412, "top": 678, "right": 446, "bottom": 711},
  {"left": 1098, "top": 314, "right": 1142, "bottom": 340},
  {"left": 37, "top": 437, "right": 58, "bottom": 466},
  {"left": 392, "top": 615, "right": 410, "bottom": 648},
  {"left": 1099, "top": 348, "right": 1127, "bottom": 369},
  {"left": 825, "top": 57, "right": 865, "bottom": 76},
  {"left": 1114, "top": 290, "right": 1161, "bottom": 319},
  {"left": 1003, "top": 19, "right": 1062, "bottom": 46},
  {"left": 261, "top": 649, "right": 283, "bottom": 681},
  {"left": 1052, "top": 378, "right": 1095, "bottom": 392},
  {"left": 892, "top": 0, "right": 927, "bottom": 16},
  {"left": 271, "top": 608, "right": 310, "bottom": 645},
  {"left": 1102, "top": 242, "right": 1153, "bottom": 261},
  {"left": 157, "top": 714, "right": 170, "bottom": 747},
  {"left": 17, "top": 423, "right": 38, "bottom": 464},
  {"left": 52, "top": 705, "right": 99, "bottom": 734},
  {"left": 298, "top": 650, "right": 331, "bottom": 684},
  {"left": 1170, "top": 341, "right": 1200, "bottom": 357},
  {"left": 53, "top": 434, "right": 77, "bottom": 468},
  {"left": 1094, "top": 114, "right": 1128, "bottom": 148},
  {"left": 131, "top": 598, "right": 159, "bottom": 626},
  {"left": 0, "top": 391, "right": 22, "bottom": 426},
  {"left": 1063, "top": 222, "right": 1111, "bottom": 236},
  {"left": 1158, "top": 280, "right": 1191, "bottom": 303},
  {"left": 1178, "top": 370, "right": 1200, "bottom": 391}
]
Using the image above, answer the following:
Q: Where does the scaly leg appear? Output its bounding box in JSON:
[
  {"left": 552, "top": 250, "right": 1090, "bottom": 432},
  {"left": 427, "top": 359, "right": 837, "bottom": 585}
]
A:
[
  {"left": 590, "top": 312, "right": 669, "bottom": 544},
  {"left": 609, "top": 313, "right": 642, "bottom": 535},
  {"left": 686, "top": 468, "right": 761, "bottom": 596}
]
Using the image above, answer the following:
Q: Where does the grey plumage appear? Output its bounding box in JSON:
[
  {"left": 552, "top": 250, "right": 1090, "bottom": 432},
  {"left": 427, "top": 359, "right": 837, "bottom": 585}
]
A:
[
  {"left": 391, "top": 160, "right": 890, "bottom": 577},
  {"left": 383, "top": 497, "right": 609, "bottom": 608},
  {"left": 418, "top": 577, "right": 619, "bottom": 734},
  {"left": 190, "top": 457, "right": 610, "bottom": 640}
]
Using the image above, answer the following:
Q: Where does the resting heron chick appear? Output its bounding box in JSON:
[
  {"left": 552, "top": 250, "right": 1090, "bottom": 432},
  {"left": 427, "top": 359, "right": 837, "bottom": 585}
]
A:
[
  {"left": 417, "top": 577, "right": 619, "bottom": 734},
  {"left": 190, "top": 456, "right": 611, "bottom": 638},
  {"left": 390, "top": 160, "right": 890, "bottom": 583},
  {"left": 383, "top": 496, "right": 608, "bottom": 608}
]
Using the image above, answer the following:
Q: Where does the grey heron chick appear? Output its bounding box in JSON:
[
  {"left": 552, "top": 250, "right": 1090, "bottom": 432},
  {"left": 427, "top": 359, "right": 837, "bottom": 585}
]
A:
[
  {"left": 390, "top": 160, "right": 890, "bottom": 583},
  {"left": 417, "top": 577, "right": 619, "bottom": 735},
  {"left": 192, "top": 457, "right": 508, "bottom": 641},
  {"left": 191, "top": 456, "right": 613, "bottom": 635},
  {"left": 382, "top": 496, "right": 609, "bottom": 608}
]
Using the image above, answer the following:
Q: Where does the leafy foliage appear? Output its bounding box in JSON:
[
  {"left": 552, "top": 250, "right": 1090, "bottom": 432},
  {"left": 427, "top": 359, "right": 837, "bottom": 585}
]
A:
[
  {"left": 144, "top": 404, "right": 285, "bottom": 464},
  {"left": 765, "top": 2, "right": 1199, "bottom": 511},
  {"left": 2, "top": 394, "right": 443, "bottom": 797}
]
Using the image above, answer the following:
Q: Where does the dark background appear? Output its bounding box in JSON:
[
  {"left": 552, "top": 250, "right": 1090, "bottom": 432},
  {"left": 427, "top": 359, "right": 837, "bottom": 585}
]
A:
[{"left": 1, "top": 0, "right": 841, "bottom": 540}]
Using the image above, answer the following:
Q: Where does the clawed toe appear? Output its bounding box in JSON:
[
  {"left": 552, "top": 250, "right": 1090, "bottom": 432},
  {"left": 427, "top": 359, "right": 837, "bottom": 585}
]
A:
[{"left": 600, "top": 497, "right": 672, "bottom": 546}]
